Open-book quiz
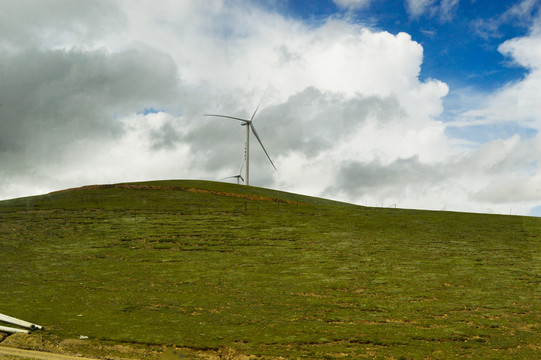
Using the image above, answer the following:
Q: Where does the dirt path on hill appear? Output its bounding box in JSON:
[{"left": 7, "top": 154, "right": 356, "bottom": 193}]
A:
[
  {"left": 0, "top": 333, "right": 148, "bottom": 360},
  {"left": 0, "top": 346, "right": 99, "bottom": 360},
  {"left": 0, "top": 333, "right": 257, "bottom": 360},
  {"left": 54, "top": 183, "right": 304, "bottom": 205}
]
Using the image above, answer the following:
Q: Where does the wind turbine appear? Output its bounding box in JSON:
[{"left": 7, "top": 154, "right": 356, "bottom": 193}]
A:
[
  {"left": 222, "top": 174, "right": 244, "bottom": 184},
  {"left": 221, "top": 151, "right": 245, "bottom": 185},
  {"left": 205, "top": 92, "right": 276, "bottom": 186}
]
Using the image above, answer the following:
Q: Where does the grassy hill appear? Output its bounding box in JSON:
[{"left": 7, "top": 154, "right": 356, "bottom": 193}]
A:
[{"left": 0, "top": 180, "right": 539, "bottom": 359}]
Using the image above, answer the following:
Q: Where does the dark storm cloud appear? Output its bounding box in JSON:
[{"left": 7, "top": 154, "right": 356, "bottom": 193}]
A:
[
  {"left": 0, "top": 45, "right": 179, "bottom": 170},
  {"left": 149, "top": 120, "right": 182, "bottom": 151},
  {"left": 325, "top": 156, "right": 446, "bottom": 198},
  {"left": 0, "top": 0, "right": 122, "bottom": 49},
  {"left": 258, "top": 87, "right": 405, "bottom": 158}
]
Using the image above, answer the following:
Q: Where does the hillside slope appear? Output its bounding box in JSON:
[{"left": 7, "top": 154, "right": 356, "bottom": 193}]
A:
[{"left": 1, "top": 180, "right": 539, "bottom": 359}]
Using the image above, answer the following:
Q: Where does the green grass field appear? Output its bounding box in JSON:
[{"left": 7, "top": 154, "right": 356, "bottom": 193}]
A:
[{"left": 1, "top": 180, "right": 539, "bottom": 359}]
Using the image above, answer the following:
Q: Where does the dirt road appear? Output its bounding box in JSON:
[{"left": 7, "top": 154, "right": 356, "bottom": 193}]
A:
[{"left": 0, "top": 346, "right": 98, "bottom": 360}]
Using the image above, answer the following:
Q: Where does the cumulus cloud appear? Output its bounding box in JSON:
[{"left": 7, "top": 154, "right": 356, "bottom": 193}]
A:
[
  {"left": 499, "top": 32, "right": 541, "bottom": 70},
  {"left": 452, "top": 32, "right": 541, "bottom": 130}
]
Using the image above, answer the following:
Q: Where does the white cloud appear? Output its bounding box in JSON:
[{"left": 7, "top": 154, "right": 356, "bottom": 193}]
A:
[
  {"left": 405, "top": 0, "right": 436, "bottom": 18},
  {"left": 499, "top": 33, "right": 541, "bottom": 70},
  {"left": 439, "top": 0, "right": 460, "bottom": 21},
  {"left": 453, "top": 34, "right": 541, "bottom": 130},
  {"left": 473, "top": 175, "right": 541, "bottom": 203},
  {"left": 443, "top": 22, "right": 541, "bottom": 210}
]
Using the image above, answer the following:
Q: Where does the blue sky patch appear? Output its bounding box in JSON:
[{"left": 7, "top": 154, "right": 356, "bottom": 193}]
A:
[
  {"left": 530, "top": 204, "right": 541, "bottom": 217},
  {"left": 139, "top": 107, "right": 164, "bottom": 116},
  {"left": 445, "top": 123, "right": 538, "bottom": 144}
]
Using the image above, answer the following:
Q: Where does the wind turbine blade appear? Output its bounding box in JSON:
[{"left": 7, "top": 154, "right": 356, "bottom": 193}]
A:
[
  {"left": 204, "top": 114, "right": 249, "bottom": 123},
  {"left": 250, "top": 124, "right": 276, "bottom": 170},
  {"left": 250, "top": 86, "right": 270, "bottom": 121},
  {"left": 221, "top": 174, "right": 244, "bottom": 182}
]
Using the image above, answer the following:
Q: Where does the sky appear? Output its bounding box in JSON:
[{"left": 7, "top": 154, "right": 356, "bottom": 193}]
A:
[{"left": 2, "top": 0, "right": 541, "bottom": 216}]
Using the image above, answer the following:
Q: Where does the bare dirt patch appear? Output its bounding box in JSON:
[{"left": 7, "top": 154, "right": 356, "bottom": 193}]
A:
[
  {"left": 0, "top": 333, "right": 158, "bottom": 359},
  {"left": 0, "top": 333, "right": 261, "bottom": 360},
  {"left": 53, "top": 184, "right": 304, "bottom": 205}
]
